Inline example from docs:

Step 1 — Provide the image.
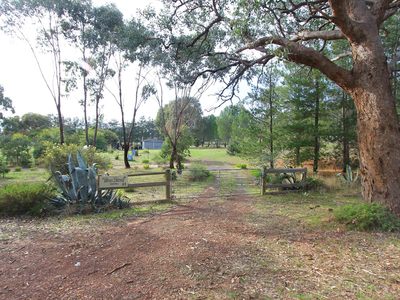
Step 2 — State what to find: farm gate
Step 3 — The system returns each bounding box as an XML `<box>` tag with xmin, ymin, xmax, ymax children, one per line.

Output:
<box><xmin>172</xmin><ymin>168</ymin><xmax>262</xmax><ymax>200</ymax></box>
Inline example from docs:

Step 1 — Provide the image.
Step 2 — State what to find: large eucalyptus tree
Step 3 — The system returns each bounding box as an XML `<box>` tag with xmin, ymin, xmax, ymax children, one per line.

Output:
<box><xmin>156</xmin><ymin>0</ymin><xmax>400</xmax><ymax>215</ymax></box>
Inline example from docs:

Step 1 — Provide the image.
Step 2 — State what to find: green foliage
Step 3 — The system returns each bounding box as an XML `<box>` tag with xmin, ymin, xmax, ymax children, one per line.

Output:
<box><xmin>41</xmin><ymin>143</ymin><xmax>110</xmax><ymax>174</ymax></box>
<box><xmin>160</xmin><ymin>132</ymin><xmax>193</xmax><ymax>168</ymax></box>
<box><xmin>0</xmin><ymin>183</ymin><xmax>56</xmax><ymax>217</ymax></box>
<box><xmin>0</xmin><ymin>133</ymin><xmax>32</xmax><ymax>167</ymax></box>
<box><xmin>142</xmin><ymin>159</ymin><xmax>150</xmax><ymax>164</ymax></box>
<box><xmin>188</xmin><ymin>163</ymin><xmax>211</xmax><ymax>182</ymax></box>
<box><xmin>250</xmin><ymin>169</ymin><xmax>262</xmax><ymax>179</ymax></box>
<box><xmin>304</xmin><ymin>177</ymin><xmax>326</xmax><ymax>191</ymax></box>
<box><xmin>227</xmin><ymin>142</ymin><xmax>240</xmax><ymax>156</ymax></box>
<box><xmin>143</xmin><ymin>164</ymin><xmax>150</xmax><ymax>170</ymax></box>
<box><xmin>14</xmin><ymin>167</ymin><xmax>21</xmax><ymax>172</ymax></box>
<box><xmin>0</xmin><ymin>84</ymin><xmax>14</xmax><ymax>118</ymax></box>
<box><xmin>151</xmin><ymin>153</ymin><xmax>167</xmax><ymax>164</ymax></box>
<box><xmin>334</xmin><ymin>203</ymin><xmax>400</xmax><ymax>232</ymax></box>
<box><xmin>0</xmin><ymin>153</ymin><xmax>9</xmax><ymax>178</ymax></box>
<box><xmin>51</xmin><ymin>153</ymin><xmax>129</xmax><ymax>214</ymax></box>
<box><xmin>115</xmin><ymin>154</ymin><xmax>119</xmax><ymax>160</ymax></box>
<box><xmin>236</xmin><ymin>163</ymin><xmax>247</xmax><ymax>169</ymax></box>
<box><xmin>217</xmin><ymin>106</ymin><xmax>240</xmax><ymax>146</ymax></box>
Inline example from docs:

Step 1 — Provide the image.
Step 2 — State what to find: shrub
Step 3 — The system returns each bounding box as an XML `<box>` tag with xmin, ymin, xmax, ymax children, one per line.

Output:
<box><xmin>143</xmin><ymin>164</ymin><xmax>150</xmax><ymax>170</ymax></box>
<box><xmin>304</xmin><ymin>177</ymin><xmax>326</xmax><ymax>191</ymax></box>
<box><xmin>0</xmin><ymin>133</ymin><xmax>32</xmax><ymax>167</ymax></box>
<box><xmin>0</xmin><ymin>154</ymin><xmax>9</xmax><ymax>178</ymax></box>
<box><xmin>14</xmin><ymin>167</ymin><xmax>21</xmax><ymax>172</ymax></box>
<box><xmin>41</xmin><ymin>143</ymin><xmax>111</xmax><ymax>174</ymax></box>
<box><xmin>151</xmin><ymin>154</ymin><xmax>167</xmax><ymax>164</ymax></box>
<box><xmin>188</xmin><ymin>163</ymin><xmax>211</xmax><ymax>182</ymax></box>
<box><xmin>115</xmin><ymin>154</ymin><xmax>119</xmax><ymax>160</ymax></box>
<box><xmin>250</xmin><ymin>169</ymin><xmax>262</xmax><ymax>179</ymax></box>
<box><xmin>236</xmin><ymin>163</ymin><xmax>247</xmax><ymax>169</ymax></box>
<box><xmin>334</xmin><ymin>203</ymin><xmax>400</xmax><ymax>232</ymax></box>
<box><xmin>0</xmin><ymin>183</ymin><xmax>56</xmax><ymax>217</ymax></box>
<box><xmin>142</xmin><ymin>159</ymin><xmax>150</xmax><ymax>164</ymax></box>
<box><xmin>226</xmin><ymin>142</ymin><xmax>240</xmax><ymax>156</ymax></box>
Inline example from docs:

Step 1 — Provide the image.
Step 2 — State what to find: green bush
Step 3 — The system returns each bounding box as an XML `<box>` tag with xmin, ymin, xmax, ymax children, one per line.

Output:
<box><xmin>14</xmin><ymin>167</ymin><xmax>21</xmax><ymax>172</ymax></box>
<box><xmin>250</xmin><ymin>169</ymin><xmax>262</xmax><ymax>179</ymax></box>
<box><xmin>0</xmin><ymin>133</ymin><xmax>32</xmax><ymax>167</ymax></box>
<box><xmin>334</xmin><ymin>203</ymin><xmax>400</xmax><ymax>232</ymax></box>
<box><xmin>41</xmin><ymin>143</ymin><xmax>111</xmax><ymax>174</ymax></box>
<box><xmin>236</xmin><ymin>163</ymin><xmax>247</xmax><ymax>169</ymax></box>
<box><xmin>0</xmin><ymin>154</ymin><xmax>9</xmax><ymax>178</ymax></box>
<box><xmin>0</xmin><ymin>183</ymin><xmax>56</xmax><ymax>217</ymax></box>
<box><xmin>151</xmin><ymin>154</ymin><xmax>167</xmax><ymax>164</ymax></box>
<box><xmin>188</xmin><ymin>163</ymin><xmax>211</xmax><ymax>182</ymax></box>
<box><xmin>142</xmin><ymin>159</ymin><xmax>150</xmax><ymax>164</ymax></box>
<box><xmin>226</xmin><ymin>142</ymin><xmax>240</xmax><ymax>156</ymax></box>
<box><xmin>143</xmin><ymin>164</ymin><xmax>150</xmax><ymax>170</ymax></box>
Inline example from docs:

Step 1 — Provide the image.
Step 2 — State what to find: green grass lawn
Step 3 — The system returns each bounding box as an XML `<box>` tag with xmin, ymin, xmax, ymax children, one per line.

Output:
<box><xmin>188</xmin><ymin>147</ymin><xmax>248</xmax><ymax>166</ymax></box>
<box><xmin>101</xmin><ymin>147</ymin><xmax>248</xmax><ymax>170</ymax></box>
<box><xmin>0</xmin><ymin>167</ymin><xmax>49</xmax><ymax>187</ymax></box>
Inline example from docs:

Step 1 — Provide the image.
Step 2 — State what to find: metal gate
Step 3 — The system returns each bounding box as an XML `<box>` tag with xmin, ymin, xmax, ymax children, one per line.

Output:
<box><xmin>171</xmin><ymin>168</ymin><xmax>262</xmax><ymax>200</ymax></box>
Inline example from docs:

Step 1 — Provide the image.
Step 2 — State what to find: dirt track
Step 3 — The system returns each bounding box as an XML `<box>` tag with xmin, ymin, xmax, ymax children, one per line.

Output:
<box><xmin>1</xmin><ymin>186</ymin><xmax>400</xmax><ymax>299</ymax></box>
<box><xmin>0</xmin><ymin>188</ymin><xmax>267</xmax><ymax>300</ymax></box>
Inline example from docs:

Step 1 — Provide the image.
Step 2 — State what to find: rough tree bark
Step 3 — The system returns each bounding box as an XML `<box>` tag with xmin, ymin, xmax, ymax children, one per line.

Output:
<box><xmin>313</xmin><ymin>78</ymin><xmax>320</xmax><ymax>175</ymax></box>
<box><xmin>268</xmin><ymin>73</ymin><xmax>274</xmax><ymax>169</ymax></box>
<box><xmin>332</xmin><ymin>0</ymin><xmax>400</xmax><ymax>214</ymax></box>
<box><xmin>342</xmin><ymin>91</ymin><xmax>351</xmax><ymax>172</ymax></box>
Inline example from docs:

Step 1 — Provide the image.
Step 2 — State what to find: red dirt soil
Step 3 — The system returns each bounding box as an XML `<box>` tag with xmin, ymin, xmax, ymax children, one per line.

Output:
<box><xmin>0</xmin><ymin>190</ymin><xmax>263</xmax><ymax>299</ymax></box>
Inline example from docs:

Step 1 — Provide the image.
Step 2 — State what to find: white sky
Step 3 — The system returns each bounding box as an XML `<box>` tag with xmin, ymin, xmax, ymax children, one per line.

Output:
<box><xmin>0</xmin><ymin>0</ymin><xmax>230</xmax><ymax>122</ymax></box>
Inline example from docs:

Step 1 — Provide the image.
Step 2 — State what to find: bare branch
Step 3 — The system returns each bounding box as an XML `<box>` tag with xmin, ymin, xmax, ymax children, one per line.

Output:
<box><xmin>291</xmin><ymin>29</ymin><xmax>344</xmax><ymax>42</ymax></box>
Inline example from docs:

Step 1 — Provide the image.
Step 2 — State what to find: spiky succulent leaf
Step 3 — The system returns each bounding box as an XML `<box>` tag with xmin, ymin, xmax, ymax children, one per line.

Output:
<box><xmin>68</xmin><ymin>154</ymin><xmax>78</xmax><ymax>199</ymax></box>
<box><xmin>77</xmin><ymin>152</ymin><xmax>87</xmax><ymax>169</ymax></box>
<box><xmin>74</xmin><ymin>167</ymin><xmax>89</xmax><ymax>202</ymax></box>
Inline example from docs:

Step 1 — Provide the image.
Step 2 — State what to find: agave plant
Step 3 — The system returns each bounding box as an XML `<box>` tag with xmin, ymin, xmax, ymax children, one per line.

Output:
<box><xmin>51</xmin><ymin>152</ymin><xmax>128</xmax><ymax>213</ymax></box>
<box><xmin>339</xmin><ymin>164</ymin><xmax>359</xmax><ymax>184</ymax></box>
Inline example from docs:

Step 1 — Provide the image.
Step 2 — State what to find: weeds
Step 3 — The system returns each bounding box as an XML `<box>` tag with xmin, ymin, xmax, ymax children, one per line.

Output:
<box><xmin>334</xmin><ymin>203</ymin><xmax>400</xmax><ymax>231</ymax></box>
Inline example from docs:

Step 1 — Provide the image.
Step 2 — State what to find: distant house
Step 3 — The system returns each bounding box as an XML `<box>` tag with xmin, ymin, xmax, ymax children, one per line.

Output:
<box><xmin>142</xmin><ymin>138</ymin><xmax>163</xmax><ymax>150</ymax></box>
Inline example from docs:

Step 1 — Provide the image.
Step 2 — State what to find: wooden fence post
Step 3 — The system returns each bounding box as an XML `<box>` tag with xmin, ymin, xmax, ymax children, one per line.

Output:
<box><xmin>261</xmin><ymin>166</ymin><xmax>267</xmax><ymax>195</ymax></box>
<box><xmin>165</xmin><ymin>169</ymin><xmax>171</xmax><ymax>201</ymax></box>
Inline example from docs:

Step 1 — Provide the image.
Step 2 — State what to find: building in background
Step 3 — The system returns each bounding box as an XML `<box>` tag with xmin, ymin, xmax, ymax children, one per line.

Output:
<box><xmin>142</xmin><ymin>138</ymin><xmax>163</xmax><ymax>150</ymax></box>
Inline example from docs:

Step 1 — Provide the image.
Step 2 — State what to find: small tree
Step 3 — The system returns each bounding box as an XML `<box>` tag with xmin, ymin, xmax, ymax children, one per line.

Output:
<box><xmin>156</xmin><ymin>87</ymin><xmax>202</xmax><ymax>169</ymax></box>
<box><xmin>0</xmin><ymin>133</ymin><xmax>31</xmax><ymax>167</ymax></box>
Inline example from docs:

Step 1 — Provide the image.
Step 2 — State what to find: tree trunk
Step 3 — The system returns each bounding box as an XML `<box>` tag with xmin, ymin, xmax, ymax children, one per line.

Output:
<box><xmin>123</xmin><ymin>143</ymin><xmax>130</xmax><ymax>169</ymax></box>
<box><xmin>82</xmin><ymin>45</ymin><xmax>89</xmax><ymax>146</ymax></box>
<box><xmin>349</xmin><ymin>38</ymin><xmax>400</xmax><ymax>215</ymax></box>
<box><xmin>268</xmin><ymin>74</ymin><xmax>274</xmax><ymax>169</ymax></box>
<box><xmin>170</xmin><ymin>144</ymin><xmax>177</xmax><ymax>169</ymax></box>
<box><xmin>342</xmin><ymin>92</ymin><xmax>350</xmax><ymax>172</ymax></box>
<box><xmin>83</xmin><ymin>72</ymin><xmax>89</xmax><ymax>146</ymax></box>
<box><xmin>93</xmin><ymin>96</ymin><xmax>100</xmax><ymax>147</ymax></box>
<box><xmin>56</xmin><ymin>104</ymin><xmax>64</xmax><ymax>145</ymax></box>
<box><xmin>169</xmin><ymin>154</ymin><xmax>175</xmax><ymax>169</ymax></box>
<box><xmin>295</xmin><ymin>146</ymin><xmax>300</xmax><ymax>166</ymax></box>
<box><xmin>313</xmin><ymin>79</ymin><xmax>320</xmax><ymax>175</ymax></box>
